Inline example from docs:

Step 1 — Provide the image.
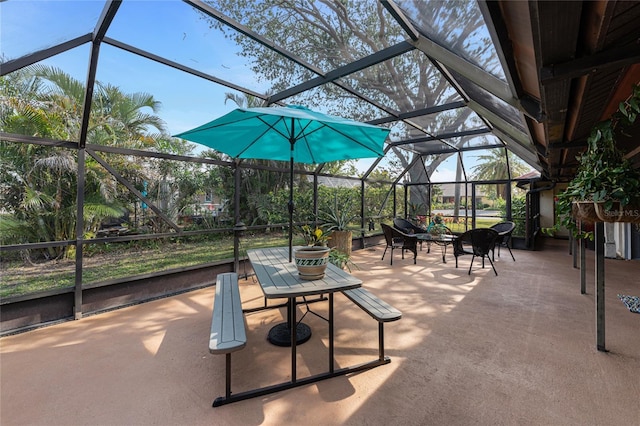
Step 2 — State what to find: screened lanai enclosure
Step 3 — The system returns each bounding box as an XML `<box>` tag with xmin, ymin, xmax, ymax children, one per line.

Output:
<box><xmin>1</xmin><ymin>0</ymin><xmax>639</xmax><ymax>334</ymax></box>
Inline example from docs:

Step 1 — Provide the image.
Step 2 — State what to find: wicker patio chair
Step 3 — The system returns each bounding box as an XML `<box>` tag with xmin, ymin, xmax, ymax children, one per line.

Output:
<box><xmin>393</xmin><ymin>217</ymin><xmax>428</xmax><ymax>251</ymax></box>
<box><xmin>381</xmin><ymin>223</ymin><xmax>418</xmax><ymax>265</ymax></box>
<box><xmin>490</xmin><ymin>221</ymin><xmax>516</xmax><ymax>261</ymax></box>
<box><xmin>453</xmin><ymin>228</ymin><xmax>500</xmax><ymax>275</ymax></box>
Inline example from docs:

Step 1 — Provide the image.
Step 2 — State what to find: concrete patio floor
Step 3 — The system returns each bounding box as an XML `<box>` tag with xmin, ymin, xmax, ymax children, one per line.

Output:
<box><xmin>1</xmin><ymin>238</ymin><xmax>639</xmax><ymax>425</ymax></box>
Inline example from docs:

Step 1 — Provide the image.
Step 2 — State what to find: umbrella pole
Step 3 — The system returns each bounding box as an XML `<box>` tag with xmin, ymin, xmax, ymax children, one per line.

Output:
<box><xmin>288</xmin><ymin>130</ymin><xmax>295</xmax><ymax>262</ymax></box>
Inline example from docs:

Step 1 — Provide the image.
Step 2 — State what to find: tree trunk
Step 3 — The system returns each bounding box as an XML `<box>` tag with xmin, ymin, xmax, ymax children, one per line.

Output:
<box><xmin>454</xmin><ymin>161</ymin><xmax>463</xmax><ymax>221</ymax></box>
<box><xmin>408</xmin><ymin>161</ymin><xmax>429</xmax><ymax>214</ymax></box>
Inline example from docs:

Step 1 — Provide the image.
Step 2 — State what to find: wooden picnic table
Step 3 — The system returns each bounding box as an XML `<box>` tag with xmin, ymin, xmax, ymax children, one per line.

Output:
<box><xmin>208</xmin><ymin>246</ymin><xmax>398</xmax><ymax>407</ymax></box>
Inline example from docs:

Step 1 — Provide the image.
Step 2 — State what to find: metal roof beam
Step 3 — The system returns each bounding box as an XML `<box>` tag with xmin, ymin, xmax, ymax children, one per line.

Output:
<box><xmin>433</xmin><ymin>143</ymin><xmax>503</xmax><ymax>155</ymax></box>
<box><xmin>412</xmin><ymin>35</ymin><xmax>512</xmax><ymax>102</ymax></box>
<box><xmin>0</xmin><ymin>34</ymin><xmax>92</xmax><ymax>76</ymax></box>
<box><xmin>268</xmin><ymin>41</ymin><xmax>415</xmax><ymax>104</ymax></box>
<box><xmin>541</xmin><ymin>43</ymin><xmax>640</xmax><ymax>83</ymax></box>
<box><xmin>78</xmin><ymin>0</ymin><xmax>121</xmax><ymax>149</ymax></box>
<box><xmin>362</xmin><ymin>143</ymin><xmax>396</xmax><ymax>180</ymax></box>
<box><xmin>367</xmin><ymin>101</ymin><xmax>466</xmax><ymax>125</ymax></box>
<box><xmin>401</xmin><ymin>143</ymin><xmax>505</xmax><ymax>157</ymax></box>
<box><xmin>103</xmin><ymin>38</ymin><xmax>266</xmax><ymax>100</ymax></box>
<box><xmin>380</xmin><ymin>0</ymin><xmax>420</xmax><ymax>41</ymax></box>
<box><xmin>388</xmin><ymin>128</ymin><xmax>491</xmax><ymax>148</ymax></box>
<box><xmin>183</xmin><ymin>0</ymin><xmax>325</xmax><ymax>77</ymax></box>
<box><xmin>412</xmin><ymin>34</ymin><xmax>543</xmax><ymax>122</ymax></box>
<box><xmin>93</xmin><ymin>0</ymin><xmax>121</xmax><ymax>42</ymax></box>
<box><xmin>492</xmin><ymin>129</ymin><xmax>541</xmax><ymax>171</ymax></box>
<box><xmin>467</xmin><ymin>100</ymin><xmax>530</xmax><ymax>146</ymax></box>
<box><xmin>393</xmin><ymin>155</ymin><xmax>422</xmax><ymax>185</ymax></box>
<box><xmin>477</xmin><ymin>1</ymin><xmax>519</xmax><ymax>96</ymax></box>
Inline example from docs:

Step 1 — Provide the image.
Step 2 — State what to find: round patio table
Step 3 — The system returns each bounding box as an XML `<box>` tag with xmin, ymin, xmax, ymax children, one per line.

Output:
<box><xmin>416</xmin><ymin>233</ymin><xmax>458</xmax><ymax>263</ymax></box>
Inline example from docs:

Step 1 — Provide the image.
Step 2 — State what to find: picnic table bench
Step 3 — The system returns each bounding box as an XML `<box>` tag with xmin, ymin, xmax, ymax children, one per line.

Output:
<box><xmin>209</xmin><ymin>272</ymin><xmax>246</xmax><ymax>407</ymax></box>
<box><xmin>342</xmin><ymin>287</ymin><xmax>402</xmax><ymax>361</ymax></box>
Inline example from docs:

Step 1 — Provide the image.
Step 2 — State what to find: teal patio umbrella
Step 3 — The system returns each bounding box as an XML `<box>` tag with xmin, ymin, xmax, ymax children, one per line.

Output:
<box><xmin>174</xmin><ymin>105</ymin><xmax>390</xmax><ymax>261</ymax></box>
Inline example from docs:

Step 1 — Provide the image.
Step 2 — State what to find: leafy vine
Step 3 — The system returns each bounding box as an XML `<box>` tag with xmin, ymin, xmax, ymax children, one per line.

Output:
<box><xmin>553</xmin><ymin>83</ymin><xmax>640</xmax><ymax>238</ymax></box>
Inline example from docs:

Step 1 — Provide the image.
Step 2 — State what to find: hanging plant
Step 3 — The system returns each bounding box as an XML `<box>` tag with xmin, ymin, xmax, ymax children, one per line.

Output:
<box><xmin>554</xmin><ymin>84</ymin><xmax>640</xmax><ymax>238</ymax></box>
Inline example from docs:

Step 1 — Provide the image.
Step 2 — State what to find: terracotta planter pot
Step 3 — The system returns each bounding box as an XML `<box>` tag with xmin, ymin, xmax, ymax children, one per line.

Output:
<box><xmin>328</xmin><ymin>230</ymin><xmax>352</xmax><ymax>257</ymax></box>
<box><xmin>294</xmin><ymin>246</ymin><xmax>330</xmax><ymax>280</ymax></box>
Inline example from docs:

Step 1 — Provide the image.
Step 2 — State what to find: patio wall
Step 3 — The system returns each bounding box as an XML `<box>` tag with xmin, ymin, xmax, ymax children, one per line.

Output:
<box><xmin>0</xmin><ymin>260</ymin><xmax>236</xmax><ymax>335</ymax></box>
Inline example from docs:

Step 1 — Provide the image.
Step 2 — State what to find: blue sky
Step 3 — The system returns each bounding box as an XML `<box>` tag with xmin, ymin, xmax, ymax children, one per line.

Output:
<box><xmin>1</xmin><ymin>0</ymin><xmax>390</xmax><ymax>172</ymax></box>
<box><xmin>1</xmin><ymin>0</ymin><xmax>259</xmax><ymax>136</ymax></box>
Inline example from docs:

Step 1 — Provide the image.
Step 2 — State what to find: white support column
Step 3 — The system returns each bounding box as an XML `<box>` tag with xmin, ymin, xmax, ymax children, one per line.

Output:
<box><xmin>604</xmin><ymin>222</ymin><xmax>616</xmax><ymax>258</ymax></box>
<box><xmin>614</xmin><ymin>223</ymin><xmax>631</xmax><ymax>260</ymax></box>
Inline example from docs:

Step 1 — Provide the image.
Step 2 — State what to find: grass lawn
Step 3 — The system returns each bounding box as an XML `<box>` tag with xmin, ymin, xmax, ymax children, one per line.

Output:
<box><xmin>1</xmin><ymin>232</ymin><xmax>290</xmax><ymax>298</ymax></box>
<box><xmin>435</xmin><ymin>217</ymin><xmax>499</xmax><ymax>233</ymax></box>
<box><xmin>1</xmin><ymin>219</ymin><xmax>506</xmax><ymax>299</ymax></box>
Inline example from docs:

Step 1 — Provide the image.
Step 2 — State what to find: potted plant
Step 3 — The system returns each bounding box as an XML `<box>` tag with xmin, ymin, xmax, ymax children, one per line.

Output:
<box><xmin>294</xmin><ymin>225</ymin><xmax>331</xmax><ymax>280</ymax></box>
<box><xmin>328</xmin><ymin>249</ymin><xmax>359</xmax><ymax>272</ymax></box>
<box><xmin>554</xmin><ymin>83</ymin><xmax>640</xmax><ymax>238</ymax></box>
<box><xmin>299</xmin><ymin>225</ymin><xmax>330</xmax><ymax>247</ymax></box>
<box><xmin>320</xmin><ymin>194</ymin><xmax>359</xmax><ymax>257</ymax></box>
<box><xmin>426</xmin><ymin>213</ymin><xmax>448</xmax><ymax>236</ymax></box>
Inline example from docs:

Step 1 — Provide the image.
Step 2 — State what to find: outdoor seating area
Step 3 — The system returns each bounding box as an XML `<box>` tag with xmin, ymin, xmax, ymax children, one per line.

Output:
<box><xmin>2</xmin><ymin>1</ymin><xmax>640</xmax><ymax>424</ymax></box>
<box><xmin>2</xmin><ymin>238</ymin><xmax>638</xmax><ymax>425</ymax></box>
<box><xmin>207</xmin><ymin>246</ymin><xmax>401</xmax><ymax>407</ymax></box>
<box><xmin>385</xmin><ymin>218</ymin><xmax>527</xmax><ymax>273</ymax></box>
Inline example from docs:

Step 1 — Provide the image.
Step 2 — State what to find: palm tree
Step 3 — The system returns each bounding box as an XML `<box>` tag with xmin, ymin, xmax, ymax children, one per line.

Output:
<box><xmin>471</xmin><ymin>149</ymin><xmax>530</xmax><ymax>199</ymax></box>
<box><xmin>1</xmin><ymin>66</ymin><xmax>168</xmax><ymax>260</ymax></box>
<box><xmin>95</xmin><ymin>83</ymin><xmax>166</xmax><ymax>148</ymax></box>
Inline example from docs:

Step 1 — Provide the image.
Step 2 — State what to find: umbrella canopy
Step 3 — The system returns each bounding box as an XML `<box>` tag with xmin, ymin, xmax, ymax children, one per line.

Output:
<box><xmin>174</xmin><ymin>105</ymin><xmax>388</xmax><ymax>163</ymax></box>
<box><xmin>174</xmin><ymin>105</ymin><xmax>390</xmax><ymax>261</ymax></box>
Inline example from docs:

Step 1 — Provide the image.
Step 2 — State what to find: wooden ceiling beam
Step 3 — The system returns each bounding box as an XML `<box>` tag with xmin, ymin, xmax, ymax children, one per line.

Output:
<box><xmin>599</xmin><ymin>63</ymin><xmax>640</xmax><ymax>120</ymax></box>
<box><xmin>540</xmin><ymin>42</ymin><xmax>640</xmax><ymax>83</ymax></box>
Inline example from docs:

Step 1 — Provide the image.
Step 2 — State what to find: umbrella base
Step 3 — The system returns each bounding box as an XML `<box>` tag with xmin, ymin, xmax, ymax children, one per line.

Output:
<box><xmin>267</xmin><ymin>322</ymin><xmax>312</xmax><ymax>347</ymax></box>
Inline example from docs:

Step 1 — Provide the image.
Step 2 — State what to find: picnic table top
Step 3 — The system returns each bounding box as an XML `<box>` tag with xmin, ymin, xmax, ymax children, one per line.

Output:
<box><xmin>247</xmin><ymin>246</ymin><xmax>361</xmax><ymax>299</ymax></box>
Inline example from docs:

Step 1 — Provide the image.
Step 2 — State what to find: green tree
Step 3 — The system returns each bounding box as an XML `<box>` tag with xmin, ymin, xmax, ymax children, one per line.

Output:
<box><xmin>205</xmin><ymin>0</ymin><xmax>492</xmax><ymax>207</ymax></box>
<box><xmin>1</xmin><ymin>66</ymin><xmax>168</xmax><ymax>260</ymax></box>
<box><xmin>471</xmin><ymin>149</ymin><xmax>530</xmax><ymax>198</ymax></box>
